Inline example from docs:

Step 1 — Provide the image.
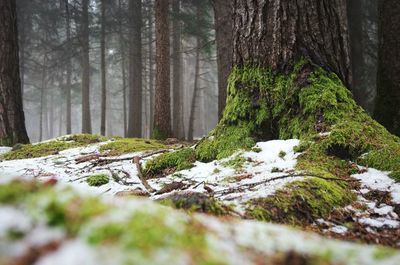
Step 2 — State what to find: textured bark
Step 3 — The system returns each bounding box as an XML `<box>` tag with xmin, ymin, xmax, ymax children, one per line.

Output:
<box><xmin>100</xmin><ymin>0</ymin><xmax>107</xmax><ymax>136</ymax></box>
<box><xmin>172</xmin><ymin>0</ymin><xmax>184</xmax><ymax>139</ymax></box>
<box><xmin>80</xmin><ymin>0</ymin><xmax>92</xmax><ymax>133</ymax></box>
<box><xmin>127</xmin><ymin>0</ymin><xmax>143</xmax><ymax>138</ymax></box>
<box><xmin>153</xmin><ymin>0</ymin><xmax>171</xmax><ymax>139</ymax></box>
<box><xmin>64</xmin><ymin>0</ymin><xmax>72</xmax><ymax>134</ymax></box>
<box><xmin>347</xmin><ymin>0</ymin><xmax>365</xmax><ymax>106</ymax></box>
<box><xmin>0</xmin><ymin>0</ymin><xmax>29</xmax><ymax>145</ymax></box>
<box><xmin>213</xmin><ymin>0</ymin><xmax>233</xmax><ymax>119</ymax></box>
<box><xmin>374</xmin><ymin>0</ymin><xmax>400</xmax><ymax>136</ymax></box>
<box><xmin>233</xmin><ymin>0</ymin><xmax>351</xmax><ymax>86</ymax></box>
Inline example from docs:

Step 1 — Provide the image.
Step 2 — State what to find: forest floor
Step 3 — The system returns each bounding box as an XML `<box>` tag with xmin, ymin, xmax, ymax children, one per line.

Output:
<box><xmin>0</xmin><ymin>135</ymin><xmax>400</xmax><ymax>264</ymax></box>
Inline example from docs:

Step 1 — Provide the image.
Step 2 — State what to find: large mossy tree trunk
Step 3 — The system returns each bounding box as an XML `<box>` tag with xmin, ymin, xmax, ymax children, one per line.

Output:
<box><xmin>0</xmin><ymin>0</ymin><xmax>29</xmax><ymax>146</ymax></box>
<box><xmin>374</xmin><ymin>0</ymin><xmax>400</xmax><ymax>137</ymax></box>
<box><xmin>196</xmin><ymin>0</ymin><xmax>400</xmax><ymax>223</ymax></box>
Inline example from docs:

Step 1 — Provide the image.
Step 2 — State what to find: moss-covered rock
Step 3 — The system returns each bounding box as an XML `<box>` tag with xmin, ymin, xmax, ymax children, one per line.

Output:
<box><xmin>99</xmin><ymin>138</ymin><xmax>166</xmax><ymax>156</ymax></box>
<box><xmin>144</xmin><ymin>148</ymin><xmax>196</xmax><ymax>178</ymax></box>
<box><xmin>1</xmin><ymin>134</ymin><xmax>107</xmax><ymax>160</ymax></box>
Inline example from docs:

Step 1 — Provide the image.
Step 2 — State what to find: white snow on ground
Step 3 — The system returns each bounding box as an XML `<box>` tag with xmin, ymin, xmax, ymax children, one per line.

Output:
<box><xmin>353</xmin><ymin>168</ymin><xmax>400</xmax><ymax>203</ymax></box>
<box><xmin>151</xmin><ymin>139</ymin><xmax>302</xmax><ymax>212</ymax></box>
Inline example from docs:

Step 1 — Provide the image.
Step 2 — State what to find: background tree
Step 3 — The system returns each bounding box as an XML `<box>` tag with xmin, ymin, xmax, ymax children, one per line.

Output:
<box><xmin>374</xmin><ymin>0</ymin><xmax>400</xmax><ymax>136</ymax></box>
<box><xmin>127</xmin><ymin>0</ymin><xmax>143</xmax><ymax>138</ymax></box>
<box><xmin>80</xmin><ymin>0</ymin><xmax>92</xmax><ymax>133</ymax></box>
<box><xmin>0</xmin><ymin>0</ymin><xmax>30</xmax><ymax>146</ymax></box>
<box><xmin>100</xmin><ymin>0</ymin><xmax>107</xmax><ymax>136</ymax></box>
<box><xmin>153</xmin><ymin>0</ymin><xmax>171</xmax><ymax>139</ymax></box>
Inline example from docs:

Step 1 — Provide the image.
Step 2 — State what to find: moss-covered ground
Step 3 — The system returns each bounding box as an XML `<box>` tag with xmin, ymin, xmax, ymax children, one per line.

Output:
<box><xmin>1</xmin><ymin>134</ymin><xmax>108</xmax><ymax>160</ymax></box>
<box><xmin>99</xmin><ymin>138</ymin><xmax>166</xmax><ymax>156</ymax></box>
<box><xmin>144</xmin><ymin>148</ymin><xmax>196</xmax><ymax>178</ymax></box>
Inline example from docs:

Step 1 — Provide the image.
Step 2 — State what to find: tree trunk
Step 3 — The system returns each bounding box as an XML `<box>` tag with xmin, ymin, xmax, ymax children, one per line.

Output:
<box><xmin>100</xmin><ymin>0</ymin><xmax>107</xmax><ymax>135</ymax></box>
<box><xmin>213</xmin><ymin>0</ymin><xmax>233</xmax><ymax>119</ymax></box>
<box><xmin>80</xmin><ymin>0</ymin><xmax>92</xmax><ymax>134</ymax></box>
<box><xmin>39</xmin><ymin>53</ymin><xmax>47</xmax><ymax>142</ymax></box>
<box><xmin>172</xmin><ymin>0</ymin><xmax>184</xmax><ymax>139</ymax></box>
<box><xmin>127</xmin><ymin>0</ymin><xmax>143</xmax><ymax>138</ymax></box>
<box><xmin>64</xmin><ymin>0</ymin><xmax>72</xmax><ymax>134</ymax></box>
<box><xmin>148</xmin><ymin>2</ymin><xmax>155</xmax><ymax>138</ymax></box>
<box><xmin>347</xmin><ymin>0</ymin><xmax>365</xmax><ymax>107</ymax></box>
<box><xmin>118</xmin><ymin>0</ymin><xmax>128</xmax><ymax>137</ymax></box>
<box><xmin>233</xmin><ymin>0</ymin><xmax>351</xmax><ymax>87</ymax></box>
<box><xmin>0</xmin><ymin>0</ymin><xmax>29</xmax><ymax>146</ymax></box>
<box><xmin>374</xmin><ymin>0</ymin><xmax>400</xmax><ymax>136</ymax></box>
<box><xmin>153</xmin><ymin>0</ymin><xmax>171</xmax><ymax>139</ymax></box>
<box><xmin>188</xmin><ymin>34</ymin><xmax>201</xmax><ymax>142</ymax></box>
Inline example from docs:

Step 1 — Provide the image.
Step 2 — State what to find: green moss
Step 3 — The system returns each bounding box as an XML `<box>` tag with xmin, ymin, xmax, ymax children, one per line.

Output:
<box><xmin>87</xmin><ymin>209</ymin><xmax>223</xmax><ymax>264</ymax></box>
<box><xmin>0</xmin><ymin>181</ymin><xmax>42</xmax><ymax>204</ymax></box>
<box><xmin>278</xmin><ymin>151</ymin><xmax>287</xmax><ymax>159</ymax></box>
<box><xmin>222</xmin><ymin>154</ymin><xmax>246</xmax><ymax>173</ymax></box>
<box><xmin>159</xmin><ymin>193</ymin><xmax>232</xmax><ymax>216</ymax></box>
<box><xmin>1</xmin><ymin>134</ymin><xmax>107</xmax><ymax>160</ymax></box>
<box><xmin>99</xmin><ymin>138</ymin><xmax>166</xmax><ymax>156</ymax></box>
<box><xmin>246</xmin><ymin>178</ymin><xmax>355</xmax><ymax>224</ymax></box>
<box><xmin>144</xmin><ymin>148</ymin><xmax>196</xmax><ymax>178</ymax></box>
<box><xmin>86</xmin><ymin>174</ymin><xmax>110</xmax><ymax>187</ymax></box>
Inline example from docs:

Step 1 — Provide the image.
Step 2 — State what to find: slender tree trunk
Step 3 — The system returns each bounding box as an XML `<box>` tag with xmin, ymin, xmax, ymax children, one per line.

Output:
<box><xmin>188</xmin><ymin>28</ymin><xmax>201</xmax><ymax>141</ymax></box>
<box><xmin>127</xmin><ymin>0</ymin><xmax>143</xmax><ymax>138</ymax></box>
<box><xmin>80</xmin><ymin>0</ymin><xmax>92</xmax><ymax>133</ymax></box>
<box><xmin>49</xmin><ymin>87</ymin><xmax>54</xmax><ymax>138</ymax></box>
<box><xmin>213</xmin><ymin>0</ymin><xmax>233</xmax><ymax>119</ymax></box>
<box><xmin>153</xmin><ymin>0</ymin><xmax>171</xmax><ymax>139</ymax></box>
<box><xmin>172</xmin><ymin>0</ymin><xmax>184</xmax><ymax>139</ymax></box>
<box><xmin>148</xmin><ymin>2</ymin><xmax>155</xmax><ymax>137</ymax></box>
<box><xmin>0</xmin><ymin>0</ymin><xmax>29</xmax><ymax>146</ymax></box>
<box><xmin>100</xmin><ymin>0</ymin><xmax>107</xmax><ymax>135</ymax></box>
<box><xmin>233</xmin><ymin>0</ymin><xmax>351</xmax><ymax>87</ymax></box>
<box><xmin>118</xmin><ymin>0</ymin><xmax>127</xmax><ymax>137</ymax></box>
<box><xmin>39</xmin><ymin>53</ymin><xmax>47</xmax><ymax>142</ymax></box>
<box><xmin>347</xmin><ymin>0</ymin><xmax>365</xmax><ymax>108</ymax></box>
<box><xmin>64</xmin><ymin>0</ymin><xmax>72</xmax><ymax>134</ymax></box>
<box><xmin>374</xmin><ymin>0</ymin><xmax>400</xmax><ymax>136</ymax></box>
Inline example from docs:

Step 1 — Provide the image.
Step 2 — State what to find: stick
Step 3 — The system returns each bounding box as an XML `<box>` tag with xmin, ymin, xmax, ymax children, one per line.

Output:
<box><xmin>133</xmin><ymin>156</ymin><xmax>156</xmax><ymax>193</ymax></box>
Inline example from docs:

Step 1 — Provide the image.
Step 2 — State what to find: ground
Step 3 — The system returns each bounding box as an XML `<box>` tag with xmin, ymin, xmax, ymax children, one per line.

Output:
<box><xmin>1</xmin><ymin>134</ymin><xmax>400</xmax><ymax>264</ymax></box>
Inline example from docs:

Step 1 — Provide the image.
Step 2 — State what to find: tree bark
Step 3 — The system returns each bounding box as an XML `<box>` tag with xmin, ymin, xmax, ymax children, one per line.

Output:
<box><xmin>118</xmin><ymin>0</ymin><xmax>127</xmax><ymax>137</ymax></box>
<box><xmin>64</xmin><ymin>0</ymin><xmax>72</xmax><ymax>134</ymax></box>
<box><xmin>374</xmin><ymin>0</ymin><xmax>400</xmax><ymax>136</ymax></box>
<box><xmin>233</xmin><ymin>0</ymin><xmax>351</xmax><ymax>87</ymax></box>
<box><xmin>100</xmin><ymin>0</ymin><xmax>107</xmax><ymax>136</ymax></box>
<box><xmin>0</xmin><ymin>0</ymin><xmax>29</xmax><ymax>146</ymax></box>
<box><xmin>213</xmin><ymin>0</ymin><xmax>233</xmax><ymax>119</ymax></box>
<box><xmin>127</xmin><ymin>0</ymin><xmax>143</xmax><ymax>138</ymax></box>
<box><xmin>148</xmin><ymin>2</ymin><xmax>155</xmax><ymax>138</ymax></box>
<box><xmin>153</xmin><ymin>0</ymin><xmax>171</xmax><ymax>139</ymax></box>
<box><xmin>172</xmin><ymin>0</ymin><xmax>184</xmax><ymax>139</ymax></box>
<box><xmin>80</xmin><ymin>0</ymin><xmax>92</xmax><ymax>134</ymax></box>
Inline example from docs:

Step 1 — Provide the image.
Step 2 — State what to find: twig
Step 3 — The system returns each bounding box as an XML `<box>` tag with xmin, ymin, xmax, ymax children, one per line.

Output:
<box><xmin>134</xmin><ymin>156</ymin><xmax>156</xmax><ymax>193</ymax></box>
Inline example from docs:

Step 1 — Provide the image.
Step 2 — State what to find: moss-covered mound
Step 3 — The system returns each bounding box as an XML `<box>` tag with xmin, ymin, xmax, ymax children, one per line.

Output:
<box><xmin>197</xmin><ymin>60</ymin><xmax>400</xmax><ymax>223</ymax></box>
<box><xmin>86</xmin><ymin>174</ymin><xmax>110</xmax><ymax>187</ymax></box>
<box><xmin>99</xmin><ymin>138</ymin><xmax>166</xmax><ymax>156</ymax></box>
<box><xmin>144</xmin><ymin>148</ymin><xmax>196</xmax><ymax>178</ymax></box>
<box><xmin>246</xmin><ymin>178</ymin><xmax>355</xmax><ymax>224</ymax></box>
<box><xmin>1</xmin><ymin>134</ymin><xmax>107</xmax><ymax>160</ymax></box>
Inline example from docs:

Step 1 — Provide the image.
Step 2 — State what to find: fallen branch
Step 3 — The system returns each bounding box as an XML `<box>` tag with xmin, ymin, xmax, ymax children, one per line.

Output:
<box><xmin>134</xmin><ymin>156</ymin><xmax>156</xmax><ymax>193</ymax></box>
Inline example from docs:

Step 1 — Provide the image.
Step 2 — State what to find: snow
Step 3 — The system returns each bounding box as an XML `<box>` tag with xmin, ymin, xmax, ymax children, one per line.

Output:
<box><xmin>352</xmin><ymin>168</ymin><xmax>400</xmax><ymax>203</ymax></box>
